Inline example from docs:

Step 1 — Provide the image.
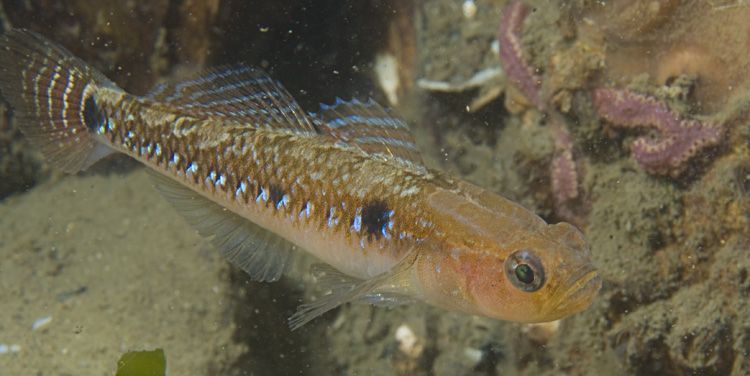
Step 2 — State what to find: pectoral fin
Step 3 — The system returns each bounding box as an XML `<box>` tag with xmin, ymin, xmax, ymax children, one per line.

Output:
<box><xmin>149</xmin><ymin>170</ymin><xmax>296</xmax><ymax>282</ymax></box>
<box><xmin>288</xmin><ymin>251</ymin><xmax>419</xmax><ymax>330</ymax></box>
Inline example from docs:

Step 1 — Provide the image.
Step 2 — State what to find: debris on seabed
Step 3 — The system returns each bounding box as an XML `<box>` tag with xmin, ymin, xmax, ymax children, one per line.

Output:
<box><xmin>522</xmin><ymin>320</ymin><xmax>561</xmax><ymax>345</ymax></box>
<box><xmin>0</xmin><ymin>343</ymin><xmax>21</xmax><ymax>355</ymax></box>
<box><xmin>462</xmin><ymin>0</ymin><xmax>477</xmax><ymax>19</ymax></box>
<box><xmin>374</xmin><ymin>53</ymin><xmax>401</xmax><ymax>106</ymax></box>
<box><xmin>417</xmin><ymin>67</ymin><xmax>505</xmax><ymax>112</ymax></box>
<box><xmin>417</xmin><ymin>67</ymin><xmax>502</xmax><ymax>93</ymax></box>
<box><xmin>31</xmin><ymin>315</ymin><xmax>53</xmax><ymax>331</ymax></box>
<box><xmin>463</xmin><ymin>346</ymin><xmax>484</xmax><ymax>367</ymax></box>
<box><xmin>395</xmin><ymin>324</ymin><xmax>423</xmax><ymax>358</ymax></box>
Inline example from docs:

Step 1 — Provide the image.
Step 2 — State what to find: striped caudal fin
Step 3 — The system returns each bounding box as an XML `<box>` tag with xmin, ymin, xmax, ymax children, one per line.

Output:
<box><xmin>0</xmin><ymin>29</ymin><xmax>119</xmax><ymax>173</ymax></box>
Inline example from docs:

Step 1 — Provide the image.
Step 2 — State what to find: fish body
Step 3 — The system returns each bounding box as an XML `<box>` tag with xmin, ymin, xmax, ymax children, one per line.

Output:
<box><xmin>0</xmin><ymin>29</ymin><xmax>601</xmax><ymax>328</ymax></box>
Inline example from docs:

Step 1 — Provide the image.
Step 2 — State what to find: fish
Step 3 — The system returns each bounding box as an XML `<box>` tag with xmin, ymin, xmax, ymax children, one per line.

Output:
<box><xmin>0</xmin><ymin>29</ymin><xmax>601</xmax><ymax>329</ymax></box>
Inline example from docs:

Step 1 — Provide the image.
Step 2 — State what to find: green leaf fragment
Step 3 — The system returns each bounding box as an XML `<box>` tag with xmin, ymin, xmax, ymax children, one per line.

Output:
<box><xmin>116</xmin><ymin>348</ymin><xmax>167</xmax><ymax>376</ymax></box>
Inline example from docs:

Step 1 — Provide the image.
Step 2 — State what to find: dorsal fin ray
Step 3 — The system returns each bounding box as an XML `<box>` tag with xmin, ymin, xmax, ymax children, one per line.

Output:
<box><xmin>146</xmin><ymin>64</ymin><xmax>317</xmax><ymax>135</ymax></box>
<box><xmin>312</xmin><ymin>98</ymin><xmax>427</xmax><ymax>174</ymax></box>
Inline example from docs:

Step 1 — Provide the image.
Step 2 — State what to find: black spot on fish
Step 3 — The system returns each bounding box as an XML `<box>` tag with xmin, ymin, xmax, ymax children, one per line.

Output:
<box><xmin>269</xmin><ymin>184</ymin><xmax>285</xmax><ymax>207</ymax></box>
<box><xmin>82</xmin><ymin>95</ymin><xmax>105</xmax><ymax>131</ymax></box>
<box><xmin>362</xmin><ymin>200</ymin><xmax>390</xmax><ymax>239</ymax></box>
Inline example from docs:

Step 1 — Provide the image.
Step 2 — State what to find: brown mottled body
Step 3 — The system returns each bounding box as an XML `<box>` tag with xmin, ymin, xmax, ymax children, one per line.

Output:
<box><xmin>97</xmin><ymin>91</ymin><xmax>436</xmax><ymax>277</ymax></box>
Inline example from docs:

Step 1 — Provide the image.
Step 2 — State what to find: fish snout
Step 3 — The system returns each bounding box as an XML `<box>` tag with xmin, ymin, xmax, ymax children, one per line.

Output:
<box><xmin>546</xmin><ymin>266</ymin><xmax>602</xmax><ymax>316</ymax></box>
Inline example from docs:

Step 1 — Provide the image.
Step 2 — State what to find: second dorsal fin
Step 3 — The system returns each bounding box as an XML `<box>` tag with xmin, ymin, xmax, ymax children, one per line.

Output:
<box><xmin>313</xmin><ymin>98</ymin><xmax>427</xmax><ymax>174</ymax></box>
<box><xmin>145</xmin><ymin>64</ymin><xmax>317</xmax><ymax>135</ymax></box>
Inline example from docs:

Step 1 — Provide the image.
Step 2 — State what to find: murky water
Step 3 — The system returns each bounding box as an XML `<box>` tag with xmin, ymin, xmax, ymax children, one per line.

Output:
<box><xmin>0</xmin><ymin>1</ymin><xmax>748</xmax><ymax>375</ymax></box>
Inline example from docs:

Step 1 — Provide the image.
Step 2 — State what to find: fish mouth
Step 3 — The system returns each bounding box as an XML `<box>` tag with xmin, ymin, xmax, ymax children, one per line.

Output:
<box><xmin>546</xmin><ymin>267</ymin><xmax>602</xmax><ymax>315</ymax></box>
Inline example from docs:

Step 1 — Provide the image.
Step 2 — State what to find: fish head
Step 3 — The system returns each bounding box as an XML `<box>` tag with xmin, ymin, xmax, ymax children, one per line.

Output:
<box><xmin>418</xmin><ymin>181</ymin><xmax>601</xmax><ymax>323</ymax></box>
<box><xmin>463</xmin><ymin>222</ymin><xmax>601</xmax><ymax>323</ymax></box>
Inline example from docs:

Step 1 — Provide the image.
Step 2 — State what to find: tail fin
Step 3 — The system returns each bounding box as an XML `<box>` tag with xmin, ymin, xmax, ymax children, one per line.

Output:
<box><xmin>0</xmin><ymin>29</ymin><xmax>118</xmax><ymax>173</ymax></box>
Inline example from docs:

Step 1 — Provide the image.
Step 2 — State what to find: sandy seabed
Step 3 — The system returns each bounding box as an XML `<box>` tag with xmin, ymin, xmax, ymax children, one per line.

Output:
<box><xmin>0</xmin><ymin>170</ymin><xmax>244</xmax><ymax>375</ymax></box>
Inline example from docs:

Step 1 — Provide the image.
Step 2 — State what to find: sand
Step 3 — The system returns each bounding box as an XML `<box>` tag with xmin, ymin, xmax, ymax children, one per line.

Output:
<box><xmin>0</xmin><ymin>170</ymin><xmax>244</xmax><ymax>374</ymax></box>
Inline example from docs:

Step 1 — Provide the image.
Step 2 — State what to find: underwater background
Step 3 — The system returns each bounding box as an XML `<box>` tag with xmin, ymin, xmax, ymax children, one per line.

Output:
<box><xmin>0</xmin><ymin>0</ymin><xmax>749</xmax><ymax>374</ymax></box>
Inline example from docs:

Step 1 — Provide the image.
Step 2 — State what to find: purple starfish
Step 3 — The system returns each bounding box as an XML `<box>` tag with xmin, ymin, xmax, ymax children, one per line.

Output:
<box><xmin>550</xmin><ymin>121</ymin><xmax>578</xmax><ymax>204</ymax></box>
<box><xmin>497</xmin><ymin>1</ymin><xmax>582</xmax><ymax>219</ymax></box>
<box><xmin>593</xmin><ymin>88</ymin><xmax>724</xmax><ymax>176</ymax></box>
<box><xmin>498</xmin><ymin>0</ymin><xmax>543</xmax><ymax>110</ymax></box>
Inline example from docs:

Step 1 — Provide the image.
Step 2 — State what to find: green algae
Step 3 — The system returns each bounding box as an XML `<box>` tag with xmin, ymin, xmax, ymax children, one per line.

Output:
<box><xmin>116</xmin><ymin>348</ymin><xmax>167</xmax><ymax>376</ymax></box>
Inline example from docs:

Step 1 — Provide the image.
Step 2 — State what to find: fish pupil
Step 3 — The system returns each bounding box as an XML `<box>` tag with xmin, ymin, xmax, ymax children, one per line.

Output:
<box><xmin>504</xmin><ymin>250</ymin><xmax>545</xmax><ymax>292</ymax></box>
<box><xmin>515</xmin><ymin>264</ymin><xmax>534</xmax><ymax>284</ymax></box>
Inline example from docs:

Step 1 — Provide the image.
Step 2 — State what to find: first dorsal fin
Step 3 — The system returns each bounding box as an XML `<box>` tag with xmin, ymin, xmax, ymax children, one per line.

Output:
<box><xmin>146</xmin><ymin>64</ymin><xmax>317</xmax><ymax>135</ymax></box>
<box><xmin>313</xmin><ymin>98</ymin><xmax>428</xmax><ymax>174</ymax></box>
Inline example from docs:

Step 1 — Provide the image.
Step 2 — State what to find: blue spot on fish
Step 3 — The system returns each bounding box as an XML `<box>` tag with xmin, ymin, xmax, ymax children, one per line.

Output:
<box><xmin>235</xmin><ymin>181</ymin><xmax>247</xmax><ymax>197</ymax></box>
<box><xmin>327</xmin><ymin>207</ymin><xmax>338</xmax><ymax>227</ymax></box>
<box><xmin>351</xmin><ymin>213</ymin><xmax>362</xmax><ymax>232</ymax></box>
<box><xmin>186</xmin><ymin>162</ymin><xmax>197</xmax><ymax>175</ymax></box>
<box><xmin>256</xmin><ymin>187</ymin><xmax>268</xmax><ymax>203</ymax></box>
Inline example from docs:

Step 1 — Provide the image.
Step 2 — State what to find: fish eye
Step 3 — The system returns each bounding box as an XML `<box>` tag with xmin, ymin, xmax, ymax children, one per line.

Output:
<box><xmin>505</xmin><ymin>249</ymin><xmax>545</xmax><ymax>292</ymax></box>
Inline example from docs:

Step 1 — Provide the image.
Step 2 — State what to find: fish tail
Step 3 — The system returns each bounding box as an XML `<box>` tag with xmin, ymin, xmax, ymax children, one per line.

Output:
<box><xmin>0</xmin><ymin>29</ymin><xmax>119</xmax><ymax>173</ymax></box>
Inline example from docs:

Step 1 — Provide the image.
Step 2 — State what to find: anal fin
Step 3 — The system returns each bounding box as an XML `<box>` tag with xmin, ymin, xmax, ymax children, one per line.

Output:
<box><xmin>148</xmin><ymin>171</ymin><xmax>295</xmax><ymax>282</ymax></box>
